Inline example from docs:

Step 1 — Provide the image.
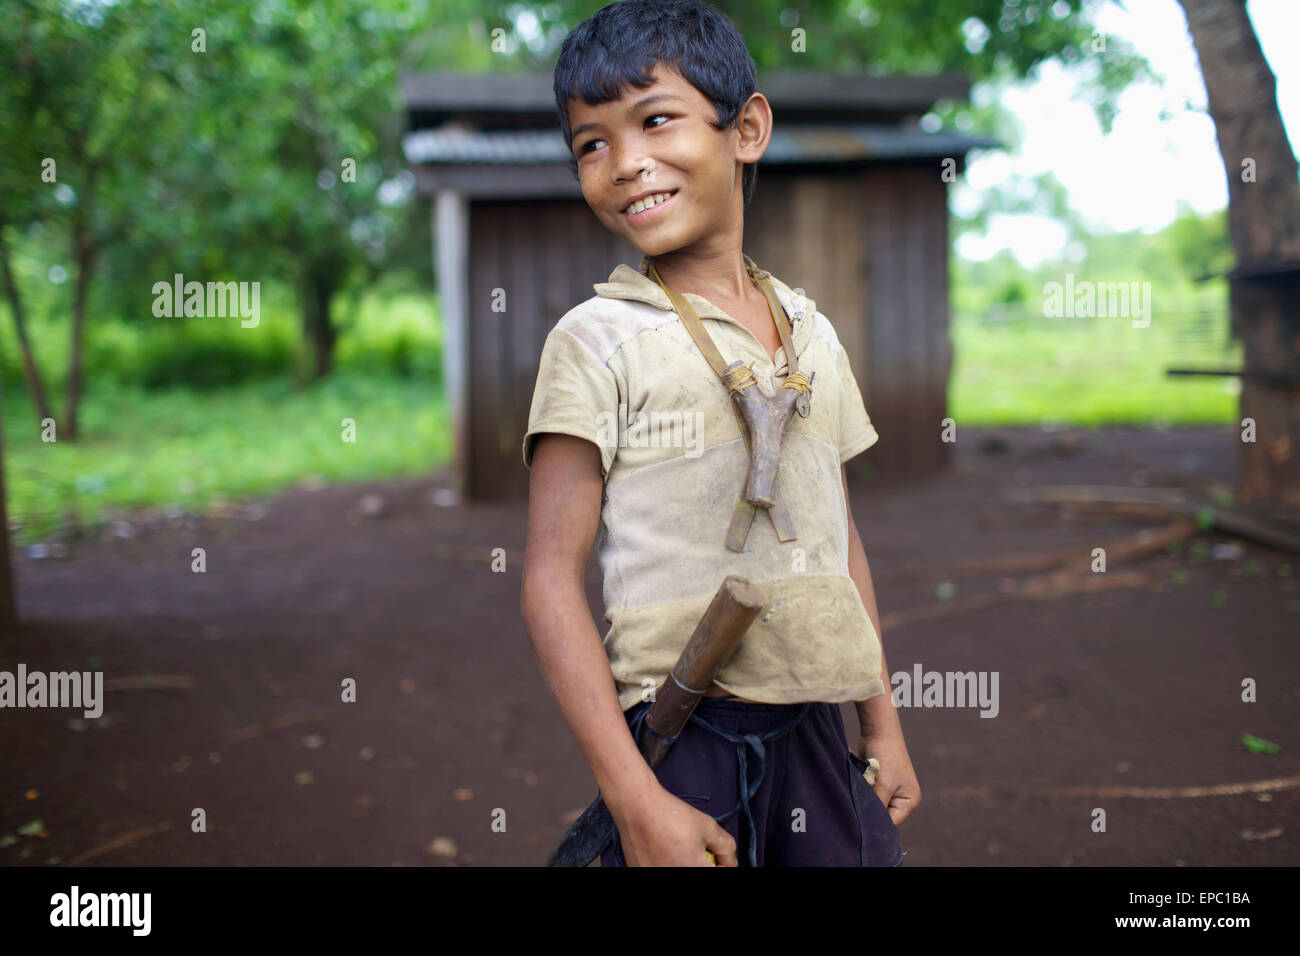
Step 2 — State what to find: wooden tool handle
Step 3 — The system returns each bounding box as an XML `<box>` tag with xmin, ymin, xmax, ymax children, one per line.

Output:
<box><xmin>641</xmin><ymin>575</ymin><xmax>768</xmax><ymax>747</ymax></box>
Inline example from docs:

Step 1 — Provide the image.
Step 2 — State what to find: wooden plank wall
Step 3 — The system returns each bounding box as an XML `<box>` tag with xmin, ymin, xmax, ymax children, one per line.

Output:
<box><xmin>466</xmin><ymin>200</ymin><xmax>638</xmax><ymax>498</ymax></box>
<box><xmin>857</xmin><ymin>163</ymin><xmax>953</xmax><ymax>477</ymax></box>
<box><xmin>464</xmin><ymin>165</ymin><xmax>952</xmax><ymax>499</ymax></box>
<box><xmin>746</xmin><ymin>169</ymin><xmax>871</xmax><ymax>469</ymax></box>
<box><xmin>748</xmin><ymin>166</ymin><xmax>952</xmax><ymax>479</ymax></box>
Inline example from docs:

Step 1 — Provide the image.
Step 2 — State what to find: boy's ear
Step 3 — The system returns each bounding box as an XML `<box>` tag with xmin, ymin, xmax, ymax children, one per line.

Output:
<box><xmin>733</xmin><ymin>92</ymin><xmax>772</xmax><ymax>165</ymax></box>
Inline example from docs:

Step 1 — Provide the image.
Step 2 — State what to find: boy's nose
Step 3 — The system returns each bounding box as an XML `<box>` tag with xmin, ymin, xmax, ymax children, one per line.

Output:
<box><xmin>613</xmin><ymin>151</ymin><xmax>656</xmax><ymax>188</ymax></box>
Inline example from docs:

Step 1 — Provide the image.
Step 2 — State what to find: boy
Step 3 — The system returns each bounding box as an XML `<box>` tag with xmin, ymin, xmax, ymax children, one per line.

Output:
<box><xmin>519</xmin><ymin>0</ymin><xmax>920</xmax><ymax>867</ymax></box>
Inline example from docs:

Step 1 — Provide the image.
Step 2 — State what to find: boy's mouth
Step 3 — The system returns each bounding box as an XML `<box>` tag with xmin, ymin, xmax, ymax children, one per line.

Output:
<box><xmin>621</xmin><ymin>189</ymin><xmax>679</xmax><ymax>221</ymax></box>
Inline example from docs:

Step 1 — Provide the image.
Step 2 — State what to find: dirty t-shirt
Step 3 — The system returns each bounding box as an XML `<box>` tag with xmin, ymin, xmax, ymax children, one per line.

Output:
<box><xmin>522</xmin><ymin>255</ymin><xmax>885</xmax><ymax>712</ymax></box>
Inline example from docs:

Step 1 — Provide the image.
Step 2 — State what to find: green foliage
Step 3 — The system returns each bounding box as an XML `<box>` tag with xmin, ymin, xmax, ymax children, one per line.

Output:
<box><xmin>949</xmin><ymin>309</ymin><xmax>1241</xmax><ymax>426</ymax></box>
<box><xmin>1166</xmin><ymin>202</ymin><xmax>1233</xmax><ymax>280</ymax></box>
<box><xmin>995</xmin><ymin>276</ymin><xmax>1029</xmax><ymax>305</ymax></box>
<box><xmin>1240</xmin><ymin>733</ymin><xmax>1280</xmax><ymax>755</ymax></box>
<box><xmin>132</xmin><ymin>322</ymin><xmax>297</xmax><ymax>390</ymax></box>
<box><xmin>1</xmin><ymin>283</ymin><xmax>440</xmax><ymax>391</ymax></box>
<box><xmin>0</xmin><ymin>0</ymin><xmax>463</xmax><ymax>409</ymax></box>
<box><xmin>331</xmin><ymin>288</ymin><xmax>443</xmax><ymax>381</ymax></box>
<box><xmin>949</xmin><ymin>205</ymin><xmax>1241</xmax><ymax>426</ymax></box>
<box><xmin>2</xmin><ymin>374</ymin><xmax>451</xmax><ymax>547</ymax></box>
<box><xmin>953</xmin><ymin>205</ymin><xmax>1236</xmax><ymax>318</ymax></box>
<box><xmin>506</xmin><ymin>0</ymin><xmax>1148</xmax><ymax>95</ymax></box>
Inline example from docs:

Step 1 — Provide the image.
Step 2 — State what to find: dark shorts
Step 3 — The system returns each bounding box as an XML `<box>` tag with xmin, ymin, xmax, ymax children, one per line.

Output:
<box><xmin>601</xmin><ymin>696</ymin><xmax>904</xmax><ymax>867</ymax></box>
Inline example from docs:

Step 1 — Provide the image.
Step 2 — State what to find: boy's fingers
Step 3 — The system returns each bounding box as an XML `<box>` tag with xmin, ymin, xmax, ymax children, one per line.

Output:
<box><xmin>876</xmin><ymin>787</ymin><xmax>915</xmax><ymax>826</ymax></box>
<box><xmin>707</xmin><ymin>823</ymin><xmax>739</xmax><ymax>867</ymax></box>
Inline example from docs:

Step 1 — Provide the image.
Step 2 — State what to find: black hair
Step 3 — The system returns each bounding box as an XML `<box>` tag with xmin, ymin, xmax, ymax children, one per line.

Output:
<box><xmin>553</xmin><ymin>0</ymin><xmax>760</xmax><ymax>206</ymax></box>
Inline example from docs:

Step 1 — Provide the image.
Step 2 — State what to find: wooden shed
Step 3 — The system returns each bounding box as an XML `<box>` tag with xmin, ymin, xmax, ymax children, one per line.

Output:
<box><xmin>402</xmin><ymin>70</ymin><xmax>994</xmax><ymax>498</ymax></box>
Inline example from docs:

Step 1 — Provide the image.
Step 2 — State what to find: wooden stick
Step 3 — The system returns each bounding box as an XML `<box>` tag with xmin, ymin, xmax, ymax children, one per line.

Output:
<box><xmin>65</xmin><ymin>821</ymin><xmax>174</xmax><ymax>865</ymax></box>
<box><xmin>938</xmin><ymin>774</ymin><xmax>1300</xmax><ymax>802</ymax></box>
<box><xmin>1006</xmin><ymin>484</ymin><xmax>1300</xmax><ymax>555</ymax></box>
<box><xmin>880</xmin><ymin>570</ymin><xmax>1150</xmax><ymax>632</ymax></box>
<box><xmin>226</xmin><ymin>708</ymin><xmax>330</xmax><ymax>744</ymax></box>
<box><xmin>882</xmin><ymin>518</ymin><xmax>1195</xmax><ymax>583</ymax></box>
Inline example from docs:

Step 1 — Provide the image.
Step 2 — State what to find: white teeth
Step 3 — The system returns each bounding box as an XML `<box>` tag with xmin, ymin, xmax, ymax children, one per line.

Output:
<box><xmin>626</xmin><ymin>192</ymin><xmax>673</xmax><ymax>214</ymax></box>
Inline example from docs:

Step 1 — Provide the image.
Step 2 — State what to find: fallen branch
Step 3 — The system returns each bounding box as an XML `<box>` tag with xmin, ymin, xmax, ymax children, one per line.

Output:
<box><xmin>65</xmin><ymin>821</ymin><xmax>173</xmax><ymax>865</ymax></box>
<box><xmin>882</xmin><ymin>517</ymin><xmax>1194</xmax><ymax>583</ymax></box>
<box><xmin>1007</xmin><ymin>485</ymin><xmax>1300</xmax><ymax>555</ymax></box>
<box><xmin>938</xmin><ymin>774</ymin><xmax>1300</xmax><ymax>802</ymax></box>
<box><xmin>1058</xmin><ymin>500</ymin><xmax>1199</xmax><ymax>521</ymax></box>
<box><xmin>1006</xmin><ymin>485</ymin><xmax>1193</xmax><ymax>508</ymax></box>
<box><xmin>226</xmin><ymin>708</ymin><xmax>330</xmax><ymax>744</ymax></box>
<box><xmin>1050</xmin><ymin>518</ymin><xmax>1195</xmax><ymax>574</ymax></box>
<box><xmin>881</xmin><ymin>570</ymin><xmax>1150</xmax><ymax>631</ymax></box>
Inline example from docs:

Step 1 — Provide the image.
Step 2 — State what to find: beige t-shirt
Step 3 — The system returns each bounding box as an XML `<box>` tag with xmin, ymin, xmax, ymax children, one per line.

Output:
<box><xmin>522</xmin><ymin>255</ymin><xmax>885</xmax><ymax>712</ymax></box>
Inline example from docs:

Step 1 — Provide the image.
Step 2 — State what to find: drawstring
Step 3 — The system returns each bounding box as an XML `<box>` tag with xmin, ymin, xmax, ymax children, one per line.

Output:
<box><xmin>627</xmin><ymin>700</ymin><xmax>813</xmax><ymax>867</ymax></box>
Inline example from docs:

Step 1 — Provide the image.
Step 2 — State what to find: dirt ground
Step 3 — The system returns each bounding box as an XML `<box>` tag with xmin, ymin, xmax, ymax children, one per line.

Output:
<box><xmin>1</xmin><ymin>424</ymin><xmax>1296</xmax><ymax>867</ymax></box>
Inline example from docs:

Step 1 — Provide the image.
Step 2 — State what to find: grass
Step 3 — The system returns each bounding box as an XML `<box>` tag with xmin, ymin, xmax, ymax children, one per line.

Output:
<box><xmin>0</xmin><ymin>277</ymin><xmax>447</xmax><ymax>548</ymax></box>
<box><xmin>948</xmin><ymin>309</ymin><xmax>1241</xmax><ymax>426</ymax></box>
<box><xmin>3</xmin><ymin>375</ymin><xmax>449</xmax><ymax>548</ymax></box>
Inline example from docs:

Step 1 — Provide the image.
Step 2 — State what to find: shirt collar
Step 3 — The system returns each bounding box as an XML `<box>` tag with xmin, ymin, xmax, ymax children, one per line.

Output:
<box><xmin>592</xmin><ymin>255</ymin><xmax>816</xmax><ymax>352</ymax></box>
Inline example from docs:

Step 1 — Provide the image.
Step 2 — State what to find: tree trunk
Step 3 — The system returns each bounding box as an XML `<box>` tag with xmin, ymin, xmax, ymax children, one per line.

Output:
<box><xmin>64</xmin><ymin>216</ymin><xmax>95</xmax><ymax>441</ymax></box>
<box><xmin>300</xmin><ymin>269</ymin><xmax>338</xmax><ymax>380</ymax></box>
<box><xmin>0</xmin><ymin>231</ymin><xmax>55</xmax><ymax>425</ymax></box>
<box><xmin>0</xmin><ymin>328</ymin><xmax>17</xmax><ymax>634</ymax></box>
<box><xmin>1178</xmin><ymin>0</ymin><xmax>1300</xmax><ymax>507</ymax></box>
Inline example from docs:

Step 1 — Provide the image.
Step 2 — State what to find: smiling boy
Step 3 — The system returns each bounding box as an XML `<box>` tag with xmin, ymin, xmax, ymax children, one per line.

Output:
<box><xmin>520</xmin><ymin>0</ymin><xmax>920</xmax><ymax>867</ymax></box>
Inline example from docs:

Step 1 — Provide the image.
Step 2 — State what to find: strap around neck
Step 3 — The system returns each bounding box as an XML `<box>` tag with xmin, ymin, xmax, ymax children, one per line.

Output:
<box><xmin>646</xmin><ymin>256</ymin><xmax>799</xmax><ymax>379</ymax></box>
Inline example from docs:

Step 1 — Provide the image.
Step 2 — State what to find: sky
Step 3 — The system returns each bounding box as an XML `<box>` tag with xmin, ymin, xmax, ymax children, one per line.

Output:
<box><xmin>953</xmin><ymin>0</ymin><xmax>1300</xmax><ymax>266</ymax></box>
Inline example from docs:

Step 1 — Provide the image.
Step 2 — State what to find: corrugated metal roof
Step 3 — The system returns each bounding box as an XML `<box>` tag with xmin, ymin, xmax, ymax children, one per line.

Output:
<box><xmin>403</xmin><ymin>123</ymin><xmax>997</xmax><ymax>166</ymax></box>
<box><xmin>401</xmin><ymin>70</ymin><xmax>972</xmax><ymax>117</ymax></box>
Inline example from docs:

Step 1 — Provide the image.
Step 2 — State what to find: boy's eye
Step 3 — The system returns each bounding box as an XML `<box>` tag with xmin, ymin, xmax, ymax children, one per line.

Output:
<box><xmin>578</xmin><ymin>114</ymin><xmax>673</xmax><ymax>155</ymax></box>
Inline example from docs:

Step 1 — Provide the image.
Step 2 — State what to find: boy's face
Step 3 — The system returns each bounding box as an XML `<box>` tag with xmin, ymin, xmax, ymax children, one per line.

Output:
<box><xmin>567</xmin><ymin>63</ymin><xmax>769</xmax><ymax>257</ymax></box>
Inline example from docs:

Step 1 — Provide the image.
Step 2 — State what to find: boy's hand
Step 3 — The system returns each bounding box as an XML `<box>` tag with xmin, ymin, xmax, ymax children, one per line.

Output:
<box><xmin>609</xmin><ymin>784</ymin><xmax>737</xmax><ymax>867</ymax></box>
<box><xmin>857</xmin><ymin>729</ymin><xmax>921</xmax><ymax>827</ymax></box>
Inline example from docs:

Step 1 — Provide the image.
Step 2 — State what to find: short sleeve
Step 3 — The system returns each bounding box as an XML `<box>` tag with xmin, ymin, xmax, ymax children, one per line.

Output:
<box><xmin>521</xmin><ymin>326</ymin><xmax>621</xmax><ymax>478</ymax></box>
<box><xmin>836</xmin><ymin>345</ymin><xmax>879</xmax><ymax>463</ymax></box>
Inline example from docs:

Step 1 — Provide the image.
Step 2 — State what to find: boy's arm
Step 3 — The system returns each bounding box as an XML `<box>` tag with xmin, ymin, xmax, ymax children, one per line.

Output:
<box><xmin>520</xmin><ymin>434</ymin><xmax>658</xmax><ymax>808</ymax></box>
<box><xmin>842</xmin><ymin>465</ymin><xmax>922</xmax><ymax>825</ymax></box>
<box><xmin>844</xmin><ymin>463</ymin><xmax>898</xmax><ymax>737</ymax></box>
<box><xmin>520</xmin><ymin>433</ymin><xmax>738</xmax><ymax>865</ymax></box>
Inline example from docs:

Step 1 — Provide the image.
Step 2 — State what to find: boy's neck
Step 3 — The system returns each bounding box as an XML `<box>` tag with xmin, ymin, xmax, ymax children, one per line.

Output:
<box><xmin>648</xmin><ymin>249</ymin><xmax>756</xmax><ymax>304</ymax></box>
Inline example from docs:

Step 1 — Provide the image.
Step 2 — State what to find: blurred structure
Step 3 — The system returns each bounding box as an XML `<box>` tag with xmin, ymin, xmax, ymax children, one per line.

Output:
<box><xmin>402</xmin><ymin>71</ymin><xmax>994</xmax><ymax>497</ymax></box>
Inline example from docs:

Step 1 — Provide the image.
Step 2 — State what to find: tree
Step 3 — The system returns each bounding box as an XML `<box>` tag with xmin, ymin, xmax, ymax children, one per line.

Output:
<box><xmin>1</xmin><ymin>0</ymin><xmax>192</xmax><ymax>438</ymax></box>
<box><xmin>1</xmin><ymin>0</ymin><xmax>433</xmax><ymax>416</ymax></box>
<box><xmin>1176</xmin><ymin>0</ymin><xmax>1300</xmax><ymax>508</ymax></box>
<box><xmin>170</xmin><ymin>0</ymin><xmax>429</xmax><ymax>380</ymax></box>
<box><xmin>0</xmin><ymin>359</ymin><xmax>14</xmax><ymax>634</ymax></box>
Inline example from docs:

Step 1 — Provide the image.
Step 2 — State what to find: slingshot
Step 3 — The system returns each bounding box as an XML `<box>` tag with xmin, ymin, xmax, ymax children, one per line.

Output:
<box><xmin>648</xmin><ymin>255</ymin><xmax>814</xmax><ymax>552</ymax></box>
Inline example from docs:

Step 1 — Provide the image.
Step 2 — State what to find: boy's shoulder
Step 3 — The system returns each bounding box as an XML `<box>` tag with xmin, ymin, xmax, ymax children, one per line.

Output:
<box><xmin>546</xmin><ymin>261</ymin><xmax>682</xmax><ymax>364</ymax></box>
<box><xmin>736</xmin><ymin>259</ymin><xmax>852</xmax><ymax>361</ymax></box>
<box><xmin>759</xmin><ymin>268</ymin><xmax>849</xmax><ymax>361</ymax></box>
